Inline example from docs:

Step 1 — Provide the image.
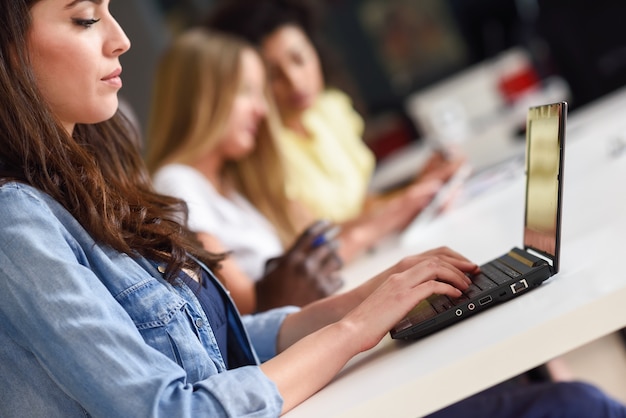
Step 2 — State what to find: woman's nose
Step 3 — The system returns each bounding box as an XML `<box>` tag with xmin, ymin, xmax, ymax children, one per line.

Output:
<box><xmin>107</xmin><ymin>16</ymin><xmax>131</xmax><ymax>57</ymax></box>
<box><xmin>255</xmin><ymin>96</ymin><xmax>269</xmax><ymax>117</ymax></box>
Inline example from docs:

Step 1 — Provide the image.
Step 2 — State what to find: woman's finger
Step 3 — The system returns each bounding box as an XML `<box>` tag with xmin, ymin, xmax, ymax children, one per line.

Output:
<box><xmin>290</xmin><ymin>220</ymin><xmax>333</xmax><ymax>252</ymax></box>
<box><xmin>421</xmin><ymin>247</ymin><xmax>479</xmax><ymax>271</ymax></box>
<box><xmin>398</xmin><ymin>256</ymin><xmax>470</xmax><ymax>292</ymax></box>
<box><xmin>319</xmin><ymin>271</ymin><xmax>344</xmax><ymax>295</ymax></box>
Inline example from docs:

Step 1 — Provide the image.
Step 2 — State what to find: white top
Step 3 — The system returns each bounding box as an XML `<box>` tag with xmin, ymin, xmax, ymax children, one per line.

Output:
<box><xmin>152</xmin><ymin>164</ymin><xmax>283</xmax><ymax>281</ymax></box>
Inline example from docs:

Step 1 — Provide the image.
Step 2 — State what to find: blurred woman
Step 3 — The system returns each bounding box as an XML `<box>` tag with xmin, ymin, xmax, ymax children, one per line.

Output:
<box><xmin>146</xmin><ymin>29</ymin><xmax>342</xmax><ymax>314</ymax></box>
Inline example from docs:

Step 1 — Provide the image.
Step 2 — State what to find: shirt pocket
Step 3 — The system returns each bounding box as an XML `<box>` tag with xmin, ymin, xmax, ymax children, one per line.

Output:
<box><xmin>114</xmin><ymin>278</ymin><xmax>216</xmax><ymax>382</ymax></box>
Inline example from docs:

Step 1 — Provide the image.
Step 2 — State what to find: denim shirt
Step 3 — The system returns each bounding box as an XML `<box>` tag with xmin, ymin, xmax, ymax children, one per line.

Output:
<box><xmin>0</xmin><ymin>182</ymin><xmax>299</xmax><ymax>417</ymax></box>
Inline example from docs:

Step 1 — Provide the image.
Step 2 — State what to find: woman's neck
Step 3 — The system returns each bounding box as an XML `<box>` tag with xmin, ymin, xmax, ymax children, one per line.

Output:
<box><xmin>283</xmin><ymin>111</ymin><xmax>310</xmax><ymax>139</ymax></box>
<box><xmin>189</xmin><ymin>152</ymin><xmax>229</xmax><ymax>196</ymax></box>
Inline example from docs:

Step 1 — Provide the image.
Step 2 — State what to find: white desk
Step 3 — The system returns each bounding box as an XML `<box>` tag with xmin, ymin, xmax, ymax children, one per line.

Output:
<box><xmin>286</xmin><ymin>87</ymin><xmax>626</xmax><ymax>418</ymax></box>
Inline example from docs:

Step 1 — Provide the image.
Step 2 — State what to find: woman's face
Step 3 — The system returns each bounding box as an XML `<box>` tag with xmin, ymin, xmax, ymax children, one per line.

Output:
<box><xmin>218</xmin><ymin>48</ymin><xmax>268</xmax><ymax>161</ymax></box>
<box><xmin>261</xmin><ymin>24</ymin><xmax>324</xmax><ymax>122</ymax></box>
<box><xmin>27</xmin><ymin>0</ymin><xmax>130</xmax><ymax>133</ymax></box>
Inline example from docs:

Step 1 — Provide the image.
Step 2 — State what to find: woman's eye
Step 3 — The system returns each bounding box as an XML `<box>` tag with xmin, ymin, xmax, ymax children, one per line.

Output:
<box><xmin>72</xmin><ymin>18</ymin><xmax>101</xmax><ymax>28</ymax></box>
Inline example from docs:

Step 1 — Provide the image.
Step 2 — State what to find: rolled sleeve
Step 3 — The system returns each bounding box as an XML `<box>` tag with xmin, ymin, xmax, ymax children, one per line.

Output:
<box><xmin>242</xmin><ymin>307</ymin><xmax>300</xmax><ymax>362</ymax></box>
<box><xmin>196</xmin><ymin>366</ymin><xmax>283</xmax><ymax>415</ymax></box>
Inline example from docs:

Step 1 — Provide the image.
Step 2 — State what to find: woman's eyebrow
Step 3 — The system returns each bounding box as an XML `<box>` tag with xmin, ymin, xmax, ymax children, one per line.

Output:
<box><xmin>64</xmin><ymin>0</ymin><xmax>102</xmax><ymax>9</ymax></box>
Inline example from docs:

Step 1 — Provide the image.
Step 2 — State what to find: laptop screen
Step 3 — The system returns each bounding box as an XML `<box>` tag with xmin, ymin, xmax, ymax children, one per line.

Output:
<box><xmin>523</xmin><ymin>102</ymin><xmax>567</xmax><ymax>272</ymax></box>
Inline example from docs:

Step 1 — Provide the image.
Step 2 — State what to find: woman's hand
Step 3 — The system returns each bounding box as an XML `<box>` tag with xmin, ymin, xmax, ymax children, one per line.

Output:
<box><xmin>342</xmin><ymin>247</ymin><xmax>477</xmax><ymax>351</ymax></box>
<box><xmin>255</xmin><ymin>220</ymin><xmax>343</xmax><ymax>311</ymax></box>
<box><xmin>276</xmin><ymin>247</ymin><xmax>478</xmax><ymax>351</ymax></box>
<box><xmin>416</xmin><ymin>150</ymin><xmax>466</xmax><ymax>184</ymax></box>
<box><xmin>387</xmin><ymin>152</ymin><xmax>468</xmax><ymax>231</ymax></box>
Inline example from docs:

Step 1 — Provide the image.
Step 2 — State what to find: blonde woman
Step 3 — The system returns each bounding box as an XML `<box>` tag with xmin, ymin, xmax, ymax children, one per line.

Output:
<box><xmin>146</xmin><ymin>29</ymin><xmax>342</xmax><ymax>314</ymax></box>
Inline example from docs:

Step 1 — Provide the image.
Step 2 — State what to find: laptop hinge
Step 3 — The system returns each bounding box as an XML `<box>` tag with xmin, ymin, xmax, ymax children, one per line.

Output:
<box><xmin>509</xmin><ymin>247</ymin><xmax>553</xmax><ymax>268</ymax></box>
<box><xmin>527</xmin><ymin>248</ymin><xmax>554</xmax><ymax>267</ymax></box>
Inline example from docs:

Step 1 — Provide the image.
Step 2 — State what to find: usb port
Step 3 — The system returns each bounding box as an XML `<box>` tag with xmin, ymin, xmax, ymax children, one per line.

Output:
<box><xmin>510</xmin><ymin>279</ymin><xmax>529</xmax><ymax>294</ymax></box>
<box><xmin>478</xmin><ymin>295</ymin><xmax>493</xmax><ymax>306</ymax></box>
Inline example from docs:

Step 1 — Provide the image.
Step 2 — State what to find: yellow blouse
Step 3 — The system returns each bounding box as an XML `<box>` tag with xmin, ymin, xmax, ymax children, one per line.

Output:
<box><xmin>277</xmin><ymin>89</ymin><xmax>375</xmax><ymax>223</ymax></box>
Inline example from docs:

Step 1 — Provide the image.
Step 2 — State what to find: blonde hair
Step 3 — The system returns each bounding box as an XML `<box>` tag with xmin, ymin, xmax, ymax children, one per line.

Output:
<box><xmin>146</xmin><ymin>28</ymin><xmax>302</xmax><ymax>244</ymax></box>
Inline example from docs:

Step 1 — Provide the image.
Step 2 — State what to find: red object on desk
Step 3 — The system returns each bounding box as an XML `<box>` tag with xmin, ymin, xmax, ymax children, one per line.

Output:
<box><xmin>498</xmin><ymin>66</ymin><xmax>540</xmax><ymax>104</ymax></box>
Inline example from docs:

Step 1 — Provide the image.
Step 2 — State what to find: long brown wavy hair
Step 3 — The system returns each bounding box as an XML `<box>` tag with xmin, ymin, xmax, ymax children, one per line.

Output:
<box><xmin>0</xmin><ymin>0</ymin><xmax>223</xmax><ymax>281</ymax></box>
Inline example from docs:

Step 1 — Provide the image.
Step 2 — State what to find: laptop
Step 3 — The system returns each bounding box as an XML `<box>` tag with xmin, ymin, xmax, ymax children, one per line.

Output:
<box><xmin>391</xmin><ymin>101</ymin><xmax>567</xmax><ymax>340</ymax></box>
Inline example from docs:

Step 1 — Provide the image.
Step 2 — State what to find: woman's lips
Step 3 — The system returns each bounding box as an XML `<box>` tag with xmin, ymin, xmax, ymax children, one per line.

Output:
<box><xmin>289</xmin><ymin>92</ymin><xmax>314</xmax><ymax>110</ymax></box>
<box><xmin>102</xmin><ymin>68</ymin><xmax>122</xmax><ymax>88</ymax></box>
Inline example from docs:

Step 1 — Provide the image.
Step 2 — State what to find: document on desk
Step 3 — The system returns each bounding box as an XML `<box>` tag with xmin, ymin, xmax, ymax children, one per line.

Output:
<box><xmin>400</xmin><ymin>163</ymin><xmax>473</xmax><ymax>246</ymax></box>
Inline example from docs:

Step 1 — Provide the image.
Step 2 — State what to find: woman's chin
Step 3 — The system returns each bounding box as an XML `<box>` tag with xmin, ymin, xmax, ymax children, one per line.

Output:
<box><xmin>85</xmin><ymin>106</ymin><xmax>120</xmax><ymax>125</ymax></box>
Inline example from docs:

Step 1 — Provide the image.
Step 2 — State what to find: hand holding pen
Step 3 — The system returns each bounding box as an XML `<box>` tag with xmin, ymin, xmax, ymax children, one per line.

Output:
<box><xmin>256</xmin><ymin>220</ymin><xmax>343</xmax><ymax>311</ymax></box>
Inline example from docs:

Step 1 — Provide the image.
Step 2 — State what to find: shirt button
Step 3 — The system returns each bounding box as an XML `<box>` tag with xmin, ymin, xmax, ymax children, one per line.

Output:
<box><xmin>157</xmin><ymin>265</ymin><xmax>165</xmax><ymax>274</ymax></box>
<box><xmin>195</xmin><ymin>318</ymin><xmax>204</xmax><ymax>328</ymax></box>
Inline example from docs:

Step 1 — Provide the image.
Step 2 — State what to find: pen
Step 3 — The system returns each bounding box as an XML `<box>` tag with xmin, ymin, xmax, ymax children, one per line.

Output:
<box><xmin>312</xmin><ymin>225</ymin><xmax>341</xmax><ymax>247</ymax></box>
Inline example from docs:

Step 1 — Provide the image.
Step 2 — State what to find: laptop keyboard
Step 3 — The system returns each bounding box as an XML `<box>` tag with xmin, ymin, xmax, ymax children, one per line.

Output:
<box><xmin>391</xmin><ymin>248</ymin><xmax>550</xmax><ymax>334</ymax></box>
<box><xmin>399</xmin><ymin>259</ymin><xmax>524</xmax><ymax>325</ymax></box>
<box><xmin>430</xmin><ymin>260</ymin><xmax>522</xmax><ymax>313</ymax></box>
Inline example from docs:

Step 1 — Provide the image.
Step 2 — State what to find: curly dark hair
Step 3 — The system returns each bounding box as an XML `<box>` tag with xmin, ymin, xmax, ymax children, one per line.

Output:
<box><xmin>204</xmin><ymin>0</ymin><xmax>354</xmax><ymax>93</ymax></box>
<box><xmin>205</xmin><ymin>0</ymin><xmax>322</xmax><ymax>48</ymax></box>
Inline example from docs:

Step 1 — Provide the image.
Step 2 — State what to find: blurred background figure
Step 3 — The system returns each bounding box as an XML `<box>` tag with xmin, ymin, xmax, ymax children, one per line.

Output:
<box><xmin>205</xmin><ymin>0</ymin><xmax>465</xmax><ymax>261</ymax></box>
<box><xmin>146</xmin><ymin>29</ymin><xmax>343</xmax><ymax>314</ymax></box>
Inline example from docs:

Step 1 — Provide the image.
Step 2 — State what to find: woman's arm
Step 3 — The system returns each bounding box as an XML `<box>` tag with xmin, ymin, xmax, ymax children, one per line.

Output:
<box><xmin>337</xmin><ymin>154</ymin><xmax>467</xmax><ymax>262</ymax></box>
<box><xmin>262</xmin><ymin>247</ymin><xmax>477</xmax><ymax>414</ymax></box>
<box><xmin>337</xmin><ymin>179</ymin><xmax>441</xmax><ymax>261</ymax></box>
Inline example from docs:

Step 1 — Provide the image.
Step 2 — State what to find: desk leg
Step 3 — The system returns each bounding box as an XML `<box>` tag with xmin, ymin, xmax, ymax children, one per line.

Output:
<box><xmin>525</xmin><ymin>364</ymin><xmax>554</xmax><ymax>383</ymax></box>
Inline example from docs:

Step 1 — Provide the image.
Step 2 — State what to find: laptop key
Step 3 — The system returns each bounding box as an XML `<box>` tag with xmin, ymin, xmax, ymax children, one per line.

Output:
<box><xmin>481</xmin><ymin>264</ymin><xmax>513</xmax><ymax>285</ymax></box>
<box><xmin>449</xmin><ymin>292</ymin><xmax>469</xmax><ymax>305</ymax></box>
<box><xmin>404</xmin><ymin>299</ymin><xmax>438</xmax><ymax>324</ymax></box>
<box><xmin>492</xmin><ymin>259</ymin><xmax>522</xmax><ymax>277</ymax></box>
<box><xmin>429</xmin><ymin>295</ymin><xmax>454</xmax><ymax>313</ymax></box>
<box><xmin>472</xmin><ymin>273</ymin><xmax>499</xmax><ymax>291</ymax></box>
<box><xmin>463</xmin><ymin>283</ymin><xmax>484</xmax><ymax>298</ymax></box>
